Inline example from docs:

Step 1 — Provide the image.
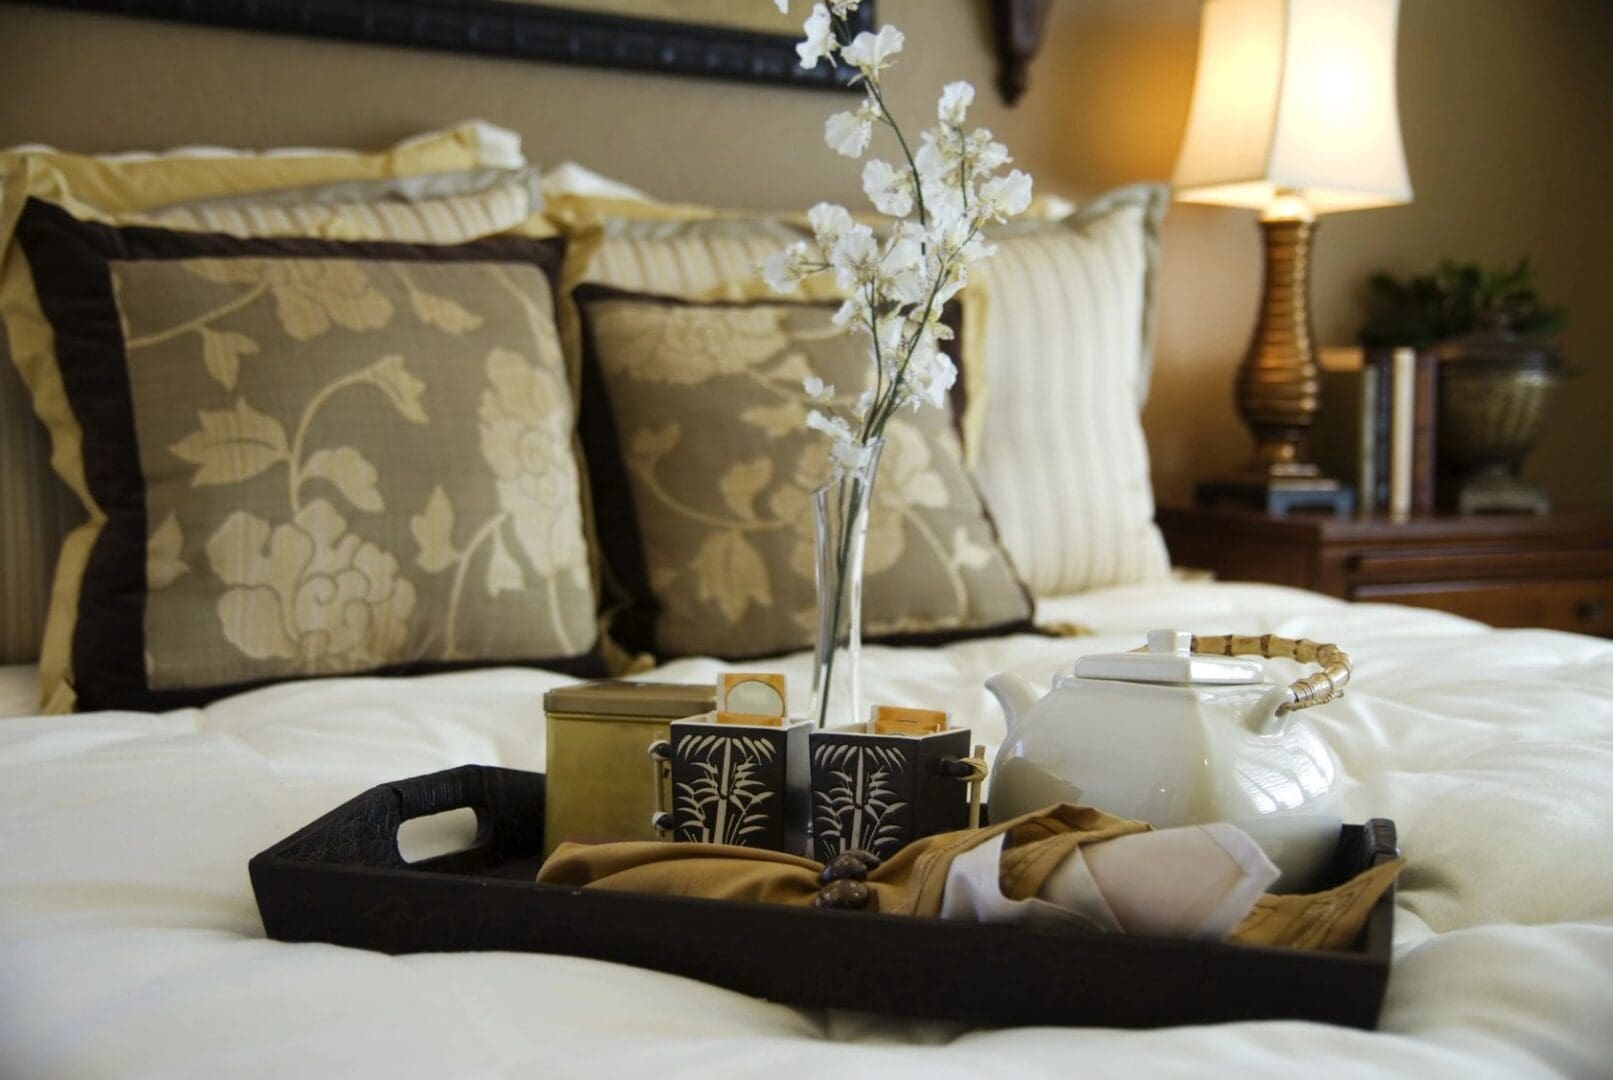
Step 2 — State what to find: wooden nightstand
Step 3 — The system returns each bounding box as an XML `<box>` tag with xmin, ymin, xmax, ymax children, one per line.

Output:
<box><xmin>1156</xmin><ymin>506</ymin><xmax>1613</xmax><ymax>636</ymax></box>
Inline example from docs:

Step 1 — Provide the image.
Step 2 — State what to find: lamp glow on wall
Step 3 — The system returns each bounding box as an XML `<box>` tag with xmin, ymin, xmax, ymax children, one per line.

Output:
<box><xmin>1174</xmin><ymin>0</ymin><xmax>1412</xmax><ymax>513</ymax></box>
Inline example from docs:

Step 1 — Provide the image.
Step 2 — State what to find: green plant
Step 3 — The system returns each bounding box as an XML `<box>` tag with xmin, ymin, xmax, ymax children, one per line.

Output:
<box><xmin>1360</xmin><ymin>259</ymin><xmax>1567</xmax><ymax>347</ymax></box>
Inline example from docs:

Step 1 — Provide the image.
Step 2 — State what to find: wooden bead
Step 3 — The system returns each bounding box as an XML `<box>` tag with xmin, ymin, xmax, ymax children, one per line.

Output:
<box><xmin>813</xmin><ymin>879</ymin><xmax>870</xmax><ymax>910</ymax></box>
<box><xmin>840</xmin><ymin>850</ymin><xmax>880</xmax><ymax>873</ymax></box>
<box><xmin>819</xmin><ymin>852</ymin><xmax>876</xmax><ymax>885</ymax></box>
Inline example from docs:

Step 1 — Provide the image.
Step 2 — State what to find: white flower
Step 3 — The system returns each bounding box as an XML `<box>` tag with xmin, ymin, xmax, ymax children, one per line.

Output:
<box><xmin>807</xmin><ymin>201</ymin><xmax>855</xmax><ymax>249</ymax></box>
<box><xmin>806</xmin><ymin>408</ymin><xmax>858</xmax><ymax>457</ymax></box>
<box><xmin>913</xmin><ymin>137</ymin><xmax>956</xmax><ymax>214</ymax></box>
<box><xmin>803</xmin><ymin>375</ymin><xmax>835</xmax><ymax>403</ymax></box>
<box><xmin>938</xmin><ymin>81</ymin><xmax>974</xmax><ymax>127</ymax></box>
<box><xmin>979</xmin><ymin>169</ymin><xmax>1034</xmax><ymax>221</ymax></box>
<box><xmin>965</xmin><ymin>129</ymin><xmax>1011</xmax><ymax>174</ymax></box>
<box><xmin>861</xmin><ymin>158</ymin><xmax>913</xmax><ymax>217</ymax></box>
<box><xmin>915</xmin><ymin>125</ymin><xmax>1011</xmax><ymax>215</ymax></box>
<box><xmin>797</xmin><ymin>3</ymin><xmax>836</xmax><ymax>69</ymax></box>
<box><xmin>830</xmin><ymin>438</ymin><xmax>872</xmax><ymax>475</ymax></box>
<box><xmin>825</xmin><ymin>109</ymin><xmax>874</xmax><ymax>158</ymax></box>
<box><xmin>923</xmin><ymin>185</ymin><xmax>969</xmax><ymax>241</ymax></box>
<box><xmin>931</xmin><ymin>206</ymin><xmax>994</xmax><ymax>269</ymax></box>
<box><xmin>915</xmin><ymin>134</ymin><xmax>951</xmax><ymax>186</ymax></box>
<box><xmin>910</xmin><ymin>348</ymin><xmax>957</xmax><ymax>409</ymax></box>
<box><xmin>774</xmin><ymin>0</ymin><xmax>789</xmax><ymax>12</ymax></box>
<box><xmin>829</xmin><ymin>223</ymin><xmax>879</xmax><ymax>291</ymax></box>
<box><xmin>883</xmin><ymin>327</ymin><xmax>956</xmax><ymax>412</ymax></box>
<box><xmin>841</xmin><ymin>25</ymin><xmax>904</xmax><ymax>77</ymax></box>
<box><xmin>873</xmin><ymin>309</ymin><xmax>906</xmax><ymax>354</ymax></box>
<box><xmin>881</xmin><ymin>232</ymin><xmax>928</xmax><ymax>305</ymax></box>
<box><xmin>769</xmin><ymin>0</ymin><xmax>1031</xmax><ymax>477</ymax></box>
<box><xmin>832</xmin><ymin>292</ymin><xmax>871</xmax><ymax>332</ymax></box>
<box><xmin>762</xmin><ymin>240</ymin><xmax>814</xmax><ymax>294</ymax></box>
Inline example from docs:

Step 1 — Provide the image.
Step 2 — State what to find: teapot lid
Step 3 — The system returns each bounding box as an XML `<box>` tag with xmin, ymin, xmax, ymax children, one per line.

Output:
<box><xmin>1073</xmin><ymin>630</ymin><xmax>1265</xmax><ymax>685</ymax></box>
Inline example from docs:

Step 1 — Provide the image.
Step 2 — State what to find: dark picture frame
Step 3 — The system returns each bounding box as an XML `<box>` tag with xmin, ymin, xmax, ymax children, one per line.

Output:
<box><xmin>21</xmin><ymin>0</ymin><xmax>875</xmax><ymax>92</ymax></box>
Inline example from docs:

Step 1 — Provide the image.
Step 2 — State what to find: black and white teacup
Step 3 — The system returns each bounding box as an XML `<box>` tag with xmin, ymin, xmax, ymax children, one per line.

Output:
<box><xmin>807</xmin><ymin>726</ymin><xmax>977</xmax><ymax>864</ymax></box>
<box><xmin>651</xmin><ymin>715</ymin><xmax>811</xmax><ymax>855</ymax></box>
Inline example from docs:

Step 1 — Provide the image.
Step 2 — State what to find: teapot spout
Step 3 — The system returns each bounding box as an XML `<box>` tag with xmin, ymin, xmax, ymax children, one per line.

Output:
<box><xmin>985</xmin><ymin>673</ymin><xmax>1039</xmax><ymax>739</ymax></box>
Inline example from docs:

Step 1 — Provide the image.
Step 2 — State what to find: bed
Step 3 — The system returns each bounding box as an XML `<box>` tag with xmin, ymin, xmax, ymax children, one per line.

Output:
<box><xmin>3</xmin><ymin>580</ymin><xmax>1612</xmax><ymax>1077</ymax></box>
<box><xmin>3</xmin><ymin>119</ymin><xmax>1611</xmax><ymax>1076</ymax></box>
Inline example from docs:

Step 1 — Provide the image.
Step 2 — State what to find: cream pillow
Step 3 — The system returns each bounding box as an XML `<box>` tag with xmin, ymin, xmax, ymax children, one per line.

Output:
<box><xmin>0</xmin><ymin>123</ymin><xmax>525</xmax><ymax>666</ymax></box>
<box><xmin>961</xmin><ymin>184</ymin><xmax>1171</xmax><ymax>597</ymax></box>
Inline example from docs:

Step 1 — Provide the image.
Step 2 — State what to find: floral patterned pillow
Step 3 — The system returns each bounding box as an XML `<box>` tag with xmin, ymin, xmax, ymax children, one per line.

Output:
<box><xmin>12</xmin><ymin>198</ymin><xmax>603</xmax><ymax>710</ymax></box>
<box><xmin>574</xmin><ymin>285</ymin><xmax>1034</xmax><ymax>662</ymax></box>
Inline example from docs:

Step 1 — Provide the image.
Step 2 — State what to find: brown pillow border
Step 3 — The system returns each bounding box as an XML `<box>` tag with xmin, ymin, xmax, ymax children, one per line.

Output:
<box><xmin>572</xmin><ymin>281</ymin><xmax>1038</xmax><ymax>663</ymax></box>
<box><xmin>15</xmin><ymin>197</ymin><xmax>606</xmax><ymax>711</ymax></box>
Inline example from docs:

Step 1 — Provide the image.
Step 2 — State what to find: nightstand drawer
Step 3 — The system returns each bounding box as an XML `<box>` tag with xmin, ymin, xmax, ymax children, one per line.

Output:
<box><xmin>1156</xmin><ymin>506</ymin><xmax>1613</xmax><ymax>637</ymax></box>
<box><xmin>1350</xmin><ymin>548</ymin><xmax>1613</xmax><ymax>586</ymax></box>
<box><xmin>1354</xmin><ymin>578</ymin><xmax>1613</xmax><ymax>634</ymax></box>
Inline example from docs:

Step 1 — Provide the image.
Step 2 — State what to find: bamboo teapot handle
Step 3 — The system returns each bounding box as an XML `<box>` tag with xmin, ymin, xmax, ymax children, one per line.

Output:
<box><xmin>1132</xmin><ymin>633</ymin><xmax>1352</xmax><ymax>711</ymax></box>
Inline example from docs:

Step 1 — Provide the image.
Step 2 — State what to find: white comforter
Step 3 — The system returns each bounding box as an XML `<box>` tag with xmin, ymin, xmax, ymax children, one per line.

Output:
<box><xmin>2</xmin><ymin>582</ymin><xmax>1611</xmax><ymax>1079</ymax></box>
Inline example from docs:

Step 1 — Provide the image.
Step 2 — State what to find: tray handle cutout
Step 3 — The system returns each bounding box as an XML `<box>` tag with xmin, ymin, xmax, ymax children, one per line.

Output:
<box><xmin>390</xmin><ymin>766</ymin><xmax>547</xmax><ymax>874</ymax></box>
<box><xmin>398</xmin><ymin>807</ymin><xmax>483</xmax><ymax>865</ymax></box>
<box><xmin>263</xmin><ymin>766</ymin><xmax>547</xmax><ymax>871</ymax></box>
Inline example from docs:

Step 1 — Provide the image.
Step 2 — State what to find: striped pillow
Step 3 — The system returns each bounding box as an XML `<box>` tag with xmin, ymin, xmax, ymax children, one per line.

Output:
<box><xmin>963</xmin><ymin>184</ymin><xmax>1171</xmax><ymax>596</ymax></box>
<box><xmin>0</xmin><ymin>146</ymin><xmax>531</xmax><ymax>666</ymax></box>
<box><xmin>586</xmin><ymin>215</ymin><xmax>807</xmax><ymax>296</ymax></box>
<box><xmin>139</xmin><ymin>168</ymin><xmax>544</xmax><ymax>243</ymax></box>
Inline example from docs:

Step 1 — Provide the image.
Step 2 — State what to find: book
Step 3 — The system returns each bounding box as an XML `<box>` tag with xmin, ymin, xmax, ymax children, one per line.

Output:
<box><xmin>1411</xmin><ymin>351</ymin><xmax>1439</xmax><ymax>516</ymax></box>
<box><xmin>1315</xmin><ymin>346</ymin><xmax>1438</xmax><ymax>517</ymax></box>
<box><xmin>1311</xmin><ymin>357</ymin><xmax>1381</xmax><ymax>512</ymax></box>
<box><xmin>1361</xmin><ymin>347</ymin><xmax>1438</xmax><ymax>517</ymax></box>
<box><xmin>1387</xmin><ymin>347</ymin><xmax>1416</xmax><ymax>519</ymax></box>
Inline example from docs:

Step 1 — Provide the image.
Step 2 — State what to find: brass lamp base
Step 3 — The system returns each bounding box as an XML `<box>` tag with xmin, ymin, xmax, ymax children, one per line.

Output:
<box><xmin>1200</xmin><ymin>195</ymin><xmax>1352</xmax><ymax>518</ymax></box>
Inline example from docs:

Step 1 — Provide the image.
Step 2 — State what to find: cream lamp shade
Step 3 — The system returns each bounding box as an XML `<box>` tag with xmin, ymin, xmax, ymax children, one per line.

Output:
<box><xmin>1173</xmin><ymin>0</ymin><xmax>1413</xmax><ymax>216</ymax></box>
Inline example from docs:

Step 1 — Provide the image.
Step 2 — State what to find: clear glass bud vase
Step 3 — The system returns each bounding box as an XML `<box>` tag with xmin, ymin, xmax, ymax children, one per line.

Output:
<box><xmin>810</xmin><ymin>437</ymin><xmax>884</xmax><ymax>731</ymax></box>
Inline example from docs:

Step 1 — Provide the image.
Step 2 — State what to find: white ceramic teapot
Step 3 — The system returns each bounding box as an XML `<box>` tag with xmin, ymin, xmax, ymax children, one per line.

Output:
<box><xmin>986</xmin><ymin>630</ymin><xmax>1350</xmax><ymax>890</ymax></box>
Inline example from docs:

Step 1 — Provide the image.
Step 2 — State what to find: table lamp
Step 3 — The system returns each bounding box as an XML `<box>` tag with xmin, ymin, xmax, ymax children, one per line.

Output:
<box><xmin>1174</xmin><ymin>0</ymin><xmax>1412</xmax><ymax>514</ymax></box>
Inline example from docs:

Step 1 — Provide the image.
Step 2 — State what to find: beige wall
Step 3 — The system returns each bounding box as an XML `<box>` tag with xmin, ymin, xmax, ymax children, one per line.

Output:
<box><xmin>3</xmin><ymin>0</ymin><xmax>1609</xmax><ymax>507</ymax></box>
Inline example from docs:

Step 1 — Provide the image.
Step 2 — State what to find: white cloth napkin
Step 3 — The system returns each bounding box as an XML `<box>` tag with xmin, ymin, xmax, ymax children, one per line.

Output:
<box><xmin>939</xmin><ymin>823</ymin><xmax>1280</xmax><ymax>940</ymax></box>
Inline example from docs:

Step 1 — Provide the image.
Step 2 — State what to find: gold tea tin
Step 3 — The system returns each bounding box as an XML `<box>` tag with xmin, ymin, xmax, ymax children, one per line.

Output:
<box><xmin>542</xmin><ymin>680</ymin><xmax>714</xmax><ymax>856</ymax></box>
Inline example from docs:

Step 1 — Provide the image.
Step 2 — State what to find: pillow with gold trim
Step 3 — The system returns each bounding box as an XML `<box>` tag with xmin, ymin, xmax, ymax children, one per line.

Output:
<box><xmin>545</xmin><ymin>178</ymin><xmax>1170</xmax><ymax>602</ymax></box>
<box><xmin>0</xmin><ymin>122</ymin><xmax>525</xmax><ymax>668</ymax></box>
<box><xmin>12</xmin><ymin>198</ymin><xmax>602</xmax><ymax>710</ymax></box>
<box><xmin>574</xmin><ymin>284</ymin><xmax>1034</xmax><ymax>662</ymax></box>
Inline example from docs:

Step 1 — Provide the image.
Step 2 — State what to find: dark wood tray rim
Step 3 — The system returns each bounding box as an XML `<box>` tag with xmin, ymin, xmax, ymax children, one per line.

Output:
<box><xmin>249</xmin><ymin>765</ymin><xmax>1398</xmax><ymax>1029</ymax></box>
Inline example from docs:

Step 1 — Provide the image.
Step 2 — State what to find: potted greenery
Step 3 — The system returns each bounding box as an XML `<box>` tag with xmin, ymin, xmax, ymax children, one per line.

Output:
<box><xmin>1360</xmin><ymin>259</ymin><xmax>1570</xmax><ymax>513</ymax></box>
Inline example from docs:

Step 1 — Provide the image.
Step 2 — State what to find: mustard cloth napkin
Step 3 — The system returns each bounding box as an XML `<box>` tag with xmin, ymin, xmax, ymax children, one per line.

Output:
<box><xmin>538</xmin><ymin>804</ymin><xmax>1405</xmax><ymax>950</ymax></box>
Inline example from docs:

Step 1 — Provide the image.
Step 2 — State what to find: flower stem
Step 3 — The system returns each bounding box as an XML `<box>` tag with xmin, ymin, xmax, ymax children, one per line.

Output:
<box><xmin>832</xmin><ymin>12</ymin><xmax>927</xmax><ymax>234</ymax></box>
<box><xmin>867</xmin><ymin>79</ymin><xmax>927</xmax><ymax>233</ymax></box>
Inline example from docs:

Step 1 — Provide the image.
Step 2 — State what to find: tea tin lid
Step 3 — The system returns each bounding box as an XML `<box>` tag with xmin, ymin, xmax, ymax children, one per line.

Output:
<box><xmin>543</xmin><ymin>680</ymin><xmax>716</xmax><ymax>719</ymax></box>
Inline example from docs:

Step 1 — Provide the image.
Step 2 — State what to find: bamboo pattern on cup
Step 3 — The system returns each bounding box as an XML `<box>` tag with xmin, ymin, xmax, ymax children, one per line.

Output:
<box><xmin>673</xmin><ymin>732</ymin><xmax>777</xmax><ymax>846</ymax></box>
<box><xmin>812</xmin><ymin>741</ymin><xmax>909</xmax><ymax>859</ymax></box>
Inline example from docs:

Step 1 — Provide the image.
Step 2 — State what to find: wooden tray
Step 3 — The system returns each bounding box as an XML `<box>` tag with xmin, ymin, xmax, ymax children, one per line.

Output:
<box><xmin>249</xmin><ymin>765</ymin><xmax>1398</xmax><ymax>1029</ymax></box>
